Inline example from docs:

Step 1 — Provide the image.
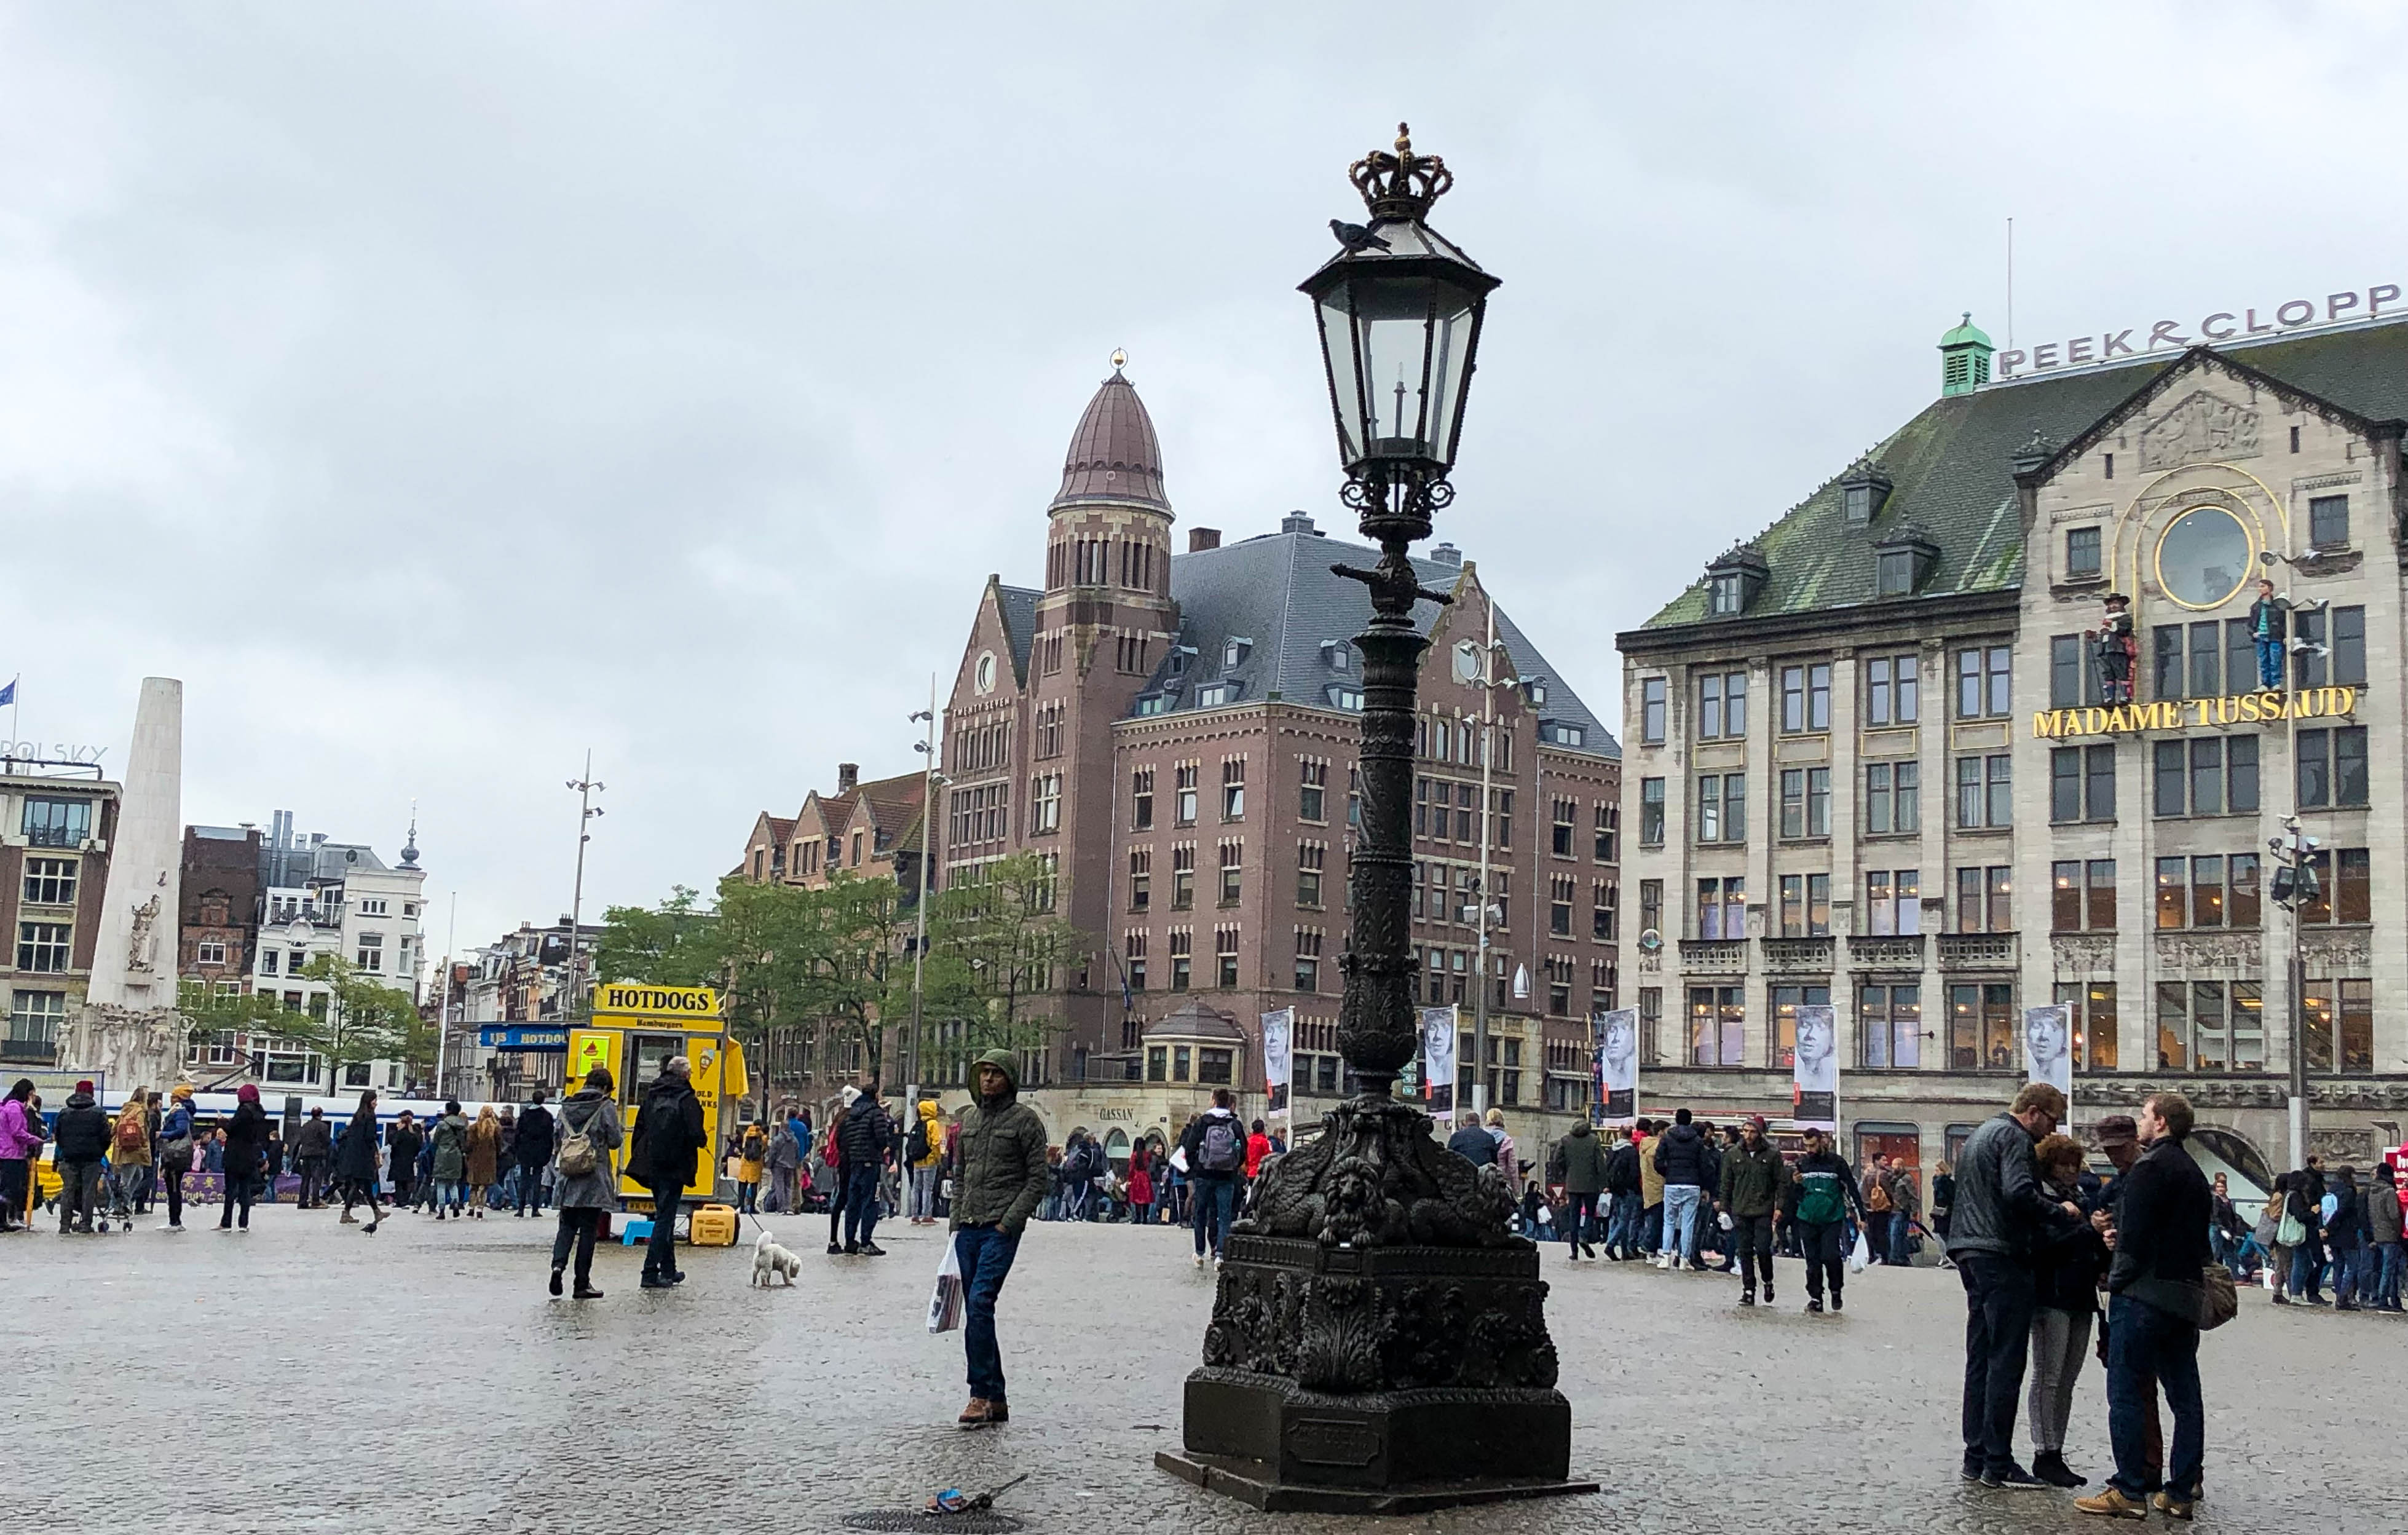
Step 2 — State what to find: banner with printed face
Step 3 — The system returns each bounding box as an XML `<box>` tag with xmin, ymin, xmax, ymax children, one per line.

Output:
<box><xmin>2024</xmin><ymin>1004</ymin><xmax>2073</xmax><ymax>1097</ymax></box>
<box><xmin>1792</xmin><ymin>1004</ymin><xmax>1839</xmax><ymax>1131</ymax></box>
<box><xmin>1260</xmin><ymin>1008</ymin><xmax>1294</xmax><ymax>1116</ymax></box>
<box><xmin>1593</xmin><ymin>1008</ymin><xmax>1638</xmax><ymax>1126</ymax></box>
<box><xmin>1419</xmin><ymin>1005</ymin><xmax>1458</xmax><ymax>1123</ymax></box>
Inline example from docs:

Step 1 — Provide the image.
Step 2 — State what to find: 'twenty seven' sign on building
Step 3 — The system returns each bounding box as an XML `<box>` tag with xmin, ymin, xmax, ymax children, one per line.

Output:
<box><xmin>1616</xmin><ymin>306</ymin><xmax>2408</xmax><ymax>1189</ymax></box>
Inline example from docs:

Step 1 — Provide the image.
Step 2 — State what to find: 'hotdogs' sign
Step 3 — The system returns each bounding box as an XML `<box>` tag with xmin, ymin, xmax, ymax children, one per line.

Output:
<box><xmin>2032</xmin><ymin>686</ymin><xmax>2357</xmax><ymax>740</ymax></box>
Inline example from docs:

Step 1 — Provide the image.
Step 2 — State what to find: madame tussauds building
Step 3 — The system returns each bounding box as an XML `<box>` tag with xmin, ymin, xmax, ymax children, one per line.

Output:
<box><xmin>1616</xmin><ymin>301</ymin><xmax>2408</xmax><ymax>1201</ymax></box>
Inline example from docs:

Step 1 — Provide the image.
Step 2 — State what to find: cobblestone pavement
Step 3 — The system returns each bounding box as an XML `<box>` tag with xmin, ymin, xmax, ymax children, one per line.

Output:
<box><xmin>17</xmin><ymin>1205</ymin><xmax>2400</xmax><ymax>1533</ymax></box>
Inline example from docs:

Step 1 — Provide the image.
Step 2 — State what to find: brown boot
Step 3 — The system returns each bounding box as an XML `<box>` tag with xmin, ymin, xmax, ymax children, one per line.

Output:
<box><xmin>956</xmin><ymin>1397</ymin><xmax>993</xmax><ymax>1430</ymax></box>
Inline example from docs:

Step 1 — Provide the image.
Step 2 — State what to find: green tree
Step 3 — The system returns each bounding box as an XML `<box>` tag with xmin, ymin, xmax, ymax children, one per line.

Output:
<box><xmin>592</xmin><ymin>885</ymin><xmax>720</xmax><ymax>995</ymax></box>
<box><xmin>282</xmin><ymin>954</ymin><xmax>422</xmax><ymax>1095</ymax></box>
<box><xmin>910</xmin><ymin>851</ymin><xmax>1089</xmax><ymax>1084</ymax></box>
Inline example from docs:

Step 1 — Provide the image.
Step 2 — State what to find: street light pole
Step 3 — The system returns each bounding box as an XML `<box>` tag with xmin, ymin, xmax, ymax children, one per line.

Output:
<box><xmin>909</xmin><ymin>679</ymin><xmax>939</xmax><ymax>1096</ymax></box>
<box><xmin>565</xmin><ymin>752</ymin><xmax>605</xmax><ymax>1023</ymax></box>
<box><xmin>1166</xmin><ymin>125</ymin><xmax>1584</xmax><ymax>1511</ymax></box>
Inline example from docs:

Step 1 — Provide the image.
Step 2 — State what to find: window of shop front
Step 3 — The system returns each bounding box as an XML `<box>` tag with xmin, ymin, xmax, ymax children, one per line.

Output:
<box><xmin>1697</xmin><ymin>670</ymin><xmax>1748</xmax><ymax>740</ymax></box>
<box><xmin>1863</xmin><ymin>869</ymin><xmax>1921</xmax><ymax>936</ymax></box>
<box><xmin>1956</xmin><ymin>754</ymin><xmax>2011</xmax><ymax>828</ymax></box>
<box><xmin>1859</xmin><ymin>984</ymin><xmax>1920</xmax><ymax>1069</ymax></box>
<box><xmin>1770</xmin><ymin>984</ymin><xmax>1826</xmax><ymax>1070</ymax></box>
<box><xmin>1696</xmin><ymin>773</ymin><xmax>1746</xmax><ymax>843</ymax></box>
<box><xmin>2051</xmin><ymin>859</ymin><xmax>2117</xmax><ymax>931</ymax></box>
<box><xmin>2294</xmin><ymin>848</ymin><xmax>2371</xmax><ymax>925</ymax></box>
<box><xmin>1954</xmin><ymin>866</ymin><xmax>2011</xmax><ymax>933</ymax></box>
<box><xmin>1688</xmin><ymin>985</ymin><xmax>1745</xmax><ymax>1067</ymax></box>
<box><xmin>1863</xmin><ymin>760</ymin><xmax>1920</xmax><ymax>835</ymax></box>
<box><xmin>1948</xmin><ymin>981</ymin><xmax>2014</xmax><ymax>1069</ymax></box>
<box><xmin>2050</xmin><ymin>744</ymin><xmax>2117</xmax><ymax>823</ymax></box>
<box><xmin>1780</xmin><ymin>663</ymin><xmax>1832</xmax><ymax>733</ymax></box>
<box><xmin>2053</xmin><ymin>980</ymin><xmax>2120</xmax><ymax>1070</ymax></box>
<box><xmin>1696</xmin><ymin>877</ymin><xmax>1745</xmax><ymax>940</ymax></box>
<box><xmin>1863</xmin><ymin>652</ymin><xmax>1919</xmax><ymax>725</ymax></box>
<box><xmin>2295</xmin><ymin>727</ymin><xmax>2368</xmax><ymax>810</ymax></box>
<box><xmin>1777</xmin><ymin>874</ymin><xmax>1830</xmax><ymax>937</ymax></box>
<box><xmin>2048</xmin><ymin>634</ymin><xmax>2105</xmax><ymax>709</ymax></box>
<box><xmin>2300</xmin><ymin>977</ymin><xmax>2374</xmax><ymax>1072</ymax></box>
<box><xmin>1954</xmin><ymin>645</ymin><xmax>2011</xmax><ymax>719</ymax></box>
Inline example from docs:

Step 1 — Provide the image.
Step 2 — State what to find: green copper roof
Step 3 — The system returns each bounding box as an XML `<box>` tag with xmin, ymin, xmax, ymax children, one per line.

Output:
<box><xmin>1940</xmin><ymin>312</ymin><xmax>1992</xmax><ymax>349</ymax></box>
<box><xmin>1638</xmin><ymin>317</ymin><xmax>2408</xmax><ymax>632</ymax></box>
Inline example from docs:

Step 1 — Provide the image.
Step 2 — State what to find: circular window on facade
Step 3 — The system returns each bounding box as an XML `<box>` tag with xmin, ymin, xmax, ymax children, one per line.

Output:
<box><xmin>2153</xmin><ymin>503</ymin><xmax>2254</xmax><ymax>609</ymax></box>
<box><xmin>974</xmin><ymin>651</ymin><xmax>997</xmax><ymax>695</ymax></box>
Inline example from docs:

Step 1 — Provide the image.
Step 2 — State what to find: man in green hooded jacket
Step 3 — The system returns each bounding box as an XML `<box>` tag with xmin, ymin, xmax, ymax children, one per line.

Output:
<box><xmin>949</xmin><ymin>1048</ymin><xmax>1049</xmax><ymax>1429</ymax></box>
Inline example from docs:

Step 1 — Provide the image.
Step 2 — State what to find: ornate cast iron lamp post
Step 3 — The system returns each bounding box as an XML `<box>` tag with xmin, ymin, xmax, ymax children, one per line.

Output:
<box><xmin>1156</xmin><ymin>127</ymin><xmax>1592</xmax><ymax>1514</ymax></box>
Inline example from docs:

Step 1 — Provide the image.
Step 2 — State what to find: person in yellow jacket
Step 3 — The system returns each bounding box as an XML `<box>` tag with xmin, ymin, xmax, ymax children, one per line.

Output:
<box><xmin>907</xmin><ymin>1098</ymin><xmax>946</xmax><ymax>1225</ymax></box>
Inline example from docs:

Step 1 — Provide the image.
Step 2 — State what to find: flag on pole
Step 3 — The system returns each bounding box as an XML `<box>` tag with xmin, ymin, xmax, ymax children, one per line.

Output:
<box><xmin>0</xmin><ymin>677</ymin><xmax>15</xmax><ymax>706</ymax></box>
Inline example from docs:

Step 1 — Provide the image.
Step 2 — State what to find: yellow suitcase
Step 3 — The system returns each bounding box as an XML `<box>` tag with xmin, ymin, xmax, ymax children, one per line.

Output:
<box><xmin>687</xmin><ymin>1203</ymin><xmax>740</xmax><ymax>1247</ymax></box>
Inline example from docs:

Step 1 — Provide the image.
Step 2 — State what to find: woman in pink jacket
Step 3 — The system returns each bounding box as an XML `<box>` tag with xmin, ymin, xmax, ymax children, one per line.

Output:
<box><xmin>0</xmin><ymin>1079</ymin><xmax>46</xmax><ymax>1233</ymax></box>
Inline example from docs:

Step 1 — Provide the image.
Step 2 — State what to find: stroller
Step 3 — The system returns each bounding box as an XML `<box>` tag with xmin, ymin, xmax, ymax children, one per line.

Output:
<box><xmin>93</xmin><ymin>1162</ymin><xmax>143</xmax><ymax>1233</ymax></box>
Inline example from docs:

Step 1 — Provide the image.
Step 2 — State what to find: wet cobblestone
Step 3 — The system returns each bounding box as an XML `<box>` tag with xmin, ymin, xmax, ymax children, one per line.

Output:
<box><xmin>15</xmin><ymin>1207</ymin><xmax>2399</xmax><ymax>1533</ymax></box>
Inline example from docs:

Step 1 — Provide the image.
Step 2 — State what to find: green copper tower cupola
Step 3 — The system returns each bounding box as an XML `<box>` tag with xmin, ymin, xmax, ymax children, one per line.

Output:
<box><xmin>1939</xmin><ymin>312</ymin><xmax>1994</xmax><ymax>397</ymax></box>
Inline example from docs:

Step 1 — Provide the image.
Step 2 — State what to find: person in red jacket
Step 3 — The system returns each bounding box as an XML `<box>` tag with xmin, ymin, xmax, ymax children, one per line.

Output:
<box><xmin>1244</xmin><ymin>1118</ymin><xmax>1272</xmax><ymax>1180</ymax></box>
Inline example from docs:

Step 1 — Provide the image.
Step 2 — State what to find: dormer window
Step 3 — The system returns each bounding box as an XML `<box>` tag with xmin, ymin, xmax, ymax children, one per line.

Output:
<box><xmin>1167</xmin><ymin>646</ymin><xmax>1194</xmax><ymax>676</ymax></box>
<box><xmin>1320</xmin><ymin>639</ymin><xmax>1352</xmax><ymax>673</ymax></box>
<box><xmin>1703</xmin><ymin>543</ymin><xmax>1768</xmax><ymax>617</ymax></box>
<box><xmin>1539</xmin><ymin>720</ymin><xmax>1586</xmax><ymax>747</ymax></box>
<box><xmin>1196</xmin><ymin>682</ymin><xmax>1241</xmax><ymax>708</ymax></box>
<box><xmin>1134</xmin><ymin>695</ymin><xmax>1170</xmax><ymax>716</ymax></box>
<box><xmin>1525</xmin><ymin>680</ymin><xmax>1547</xmax><ymax>705</ymax></box>
<box><xmin>1839</xmin><ymin>459</ymin><xmax>1893</xmax><ymax>527</ymax></box>
<box><xmin>1873</xmin><ymin>523</ymin><xmax>1941</xmax><ymax>598</ymax></box>
<box><xmin>1325</xmin><ymin>684</ymin><xmax>1364</xmax><ymax>711</ymax></box>
<box><xmin>1224</xmin><ymin>637</ymin><xmax>1253</xmax><ymax>669</ymax></box>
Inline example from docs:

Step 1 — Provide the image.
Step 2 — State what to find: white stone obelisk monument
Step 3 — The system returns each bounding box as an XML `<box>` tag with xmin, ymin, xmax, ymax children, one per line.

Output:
<box><xmin>62</xmin><ymin>677</ymin><xmax>186</xmax><ymax>1087</ymax></box>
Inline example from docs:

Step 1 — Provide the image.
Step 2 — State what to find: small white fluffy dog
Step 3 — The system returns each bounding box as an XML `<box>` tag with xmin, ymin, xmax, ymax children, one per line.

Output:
<box><xmin>752</xmin><ymin>1226</ymin><xmax>802</xmax><ymax>1287</ymax></box>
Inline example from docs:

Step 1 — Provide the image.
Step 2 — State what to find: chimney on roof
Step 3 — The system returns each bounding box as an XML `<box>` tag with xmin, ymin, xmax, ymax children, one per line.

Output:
<box><xmin>1429</xmin><ymin>542</ymin><xmax>1463</xmax><ymax>566</ymax></box>
<box><xmin>1189</xmin><ymin>528</ymin><xmax>1221</xmax><ymax>553</ymax></box>
<box><xmin>837</xmin><ymin>762</ymin><xmax>860</xmax><ymax>794</ymax></box>
<box><xmin>1281</xmin><ymin>510</ymin><xmax>1317</xmax><ymax>535</ymax></box>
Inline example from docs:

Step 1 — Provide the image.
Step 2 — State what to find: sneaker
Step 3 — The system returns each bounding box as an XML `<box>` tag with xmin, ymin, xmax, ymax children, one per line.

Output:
<box><xmin>640</xmin><ymin>1275</ymin><xmax>676</xmax><ymax>1290</ymax></box>
<box><xmin>2150</xmin><ymin>1491</ymin><xmax>2195</xmax><ymax>1521</ymax></box>
<box><xmin>843</xmin><ymin>1242</ymin><xmax>859</xmax><ymax>1255</ymax></box>
<box><xmin>1807</xmin><ymin>1298</ymin><xmax>1825</xmax><ymax>1315</ymax></box>
<box><xmin>550</xmin><ymin>1268</ymin><xmax>564</xmax><ymax>1298</ymax></box>
<box><xmin>859</xmin><ymin>1243</ymin><xmax>888</xmax><ymax>1257</ymax></box>
<box><xmin>2072</xmin><ymin>1488</ymin><xmax>2148</xmax><ymax>1519</ymax></box>
<box><xmin>1193</xmin><ymin>1253</ymin><xmax>1206</xmax><ymax>1268</ymax></box>
<box><xmin>1960</xmin><ymin>1451</ymin><xmax>1982</xmax><ymax>1480</ymax></box>
<box><xmin>1738</xmin><ymin>1291</ymin><xmax>1755</xmax><ymax>1306</ymax></box>
<box><xmin>1831</xmin><ymin>1291</ymin><xmax>1844</xmax><ymax>1312</ymax></box>
<box><xmin>1981</xmin><ymin>1464</ymin><xmax>2051</xmax><ymax>1490</ymax></box>
<box><xmin>827</xmin><ymin>1242</ymin><xmax>843</xmax><ymax>1255</ymax></box>
<box><xmin>573</xmin><ymin>1284</ymin><xmax>604</xmax><ymax>1300</ymax></box>
<box><xmin>2033</xmin><ymin>1451</ymin><xmax>2087</xmax><ymax>1488</ymax></box>
<box><xmin>1763</xmin><ymin>1284</ymin><xmax>1774</xmax><ymax>1303</ymax></box>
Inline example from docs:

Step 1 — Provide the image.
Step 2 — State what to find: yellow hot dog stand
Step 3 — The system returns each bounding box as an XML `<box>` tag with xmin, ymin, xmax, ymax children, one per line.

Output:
<box><xmin>567</xmin><ymin>981</ymin><xmax>747</xmax><ymax>1209</ymax></box>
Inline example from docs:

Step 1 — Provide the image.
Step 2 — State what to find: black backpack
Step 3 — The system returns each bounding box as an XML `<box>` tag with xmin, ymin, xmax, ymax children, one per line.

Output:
<box><xmin>905</xmin><ymin>1115</ymin><xmax>930</xmax><ymax>1164</ymax></box>
<box><xmin>1604</xmin><ymin>1142</ymin><xmax>1639</xmax><ymax>1194</ymax></box>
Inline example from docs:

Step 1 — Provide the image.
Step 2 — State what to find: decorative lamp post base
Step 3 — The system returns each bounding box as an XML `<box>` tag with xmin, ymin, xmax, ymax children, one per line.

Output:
<box><xmin>1160</xmin><ymin>1095</ymin><xmax>1595</xmax><ymax>1512</ymax></box>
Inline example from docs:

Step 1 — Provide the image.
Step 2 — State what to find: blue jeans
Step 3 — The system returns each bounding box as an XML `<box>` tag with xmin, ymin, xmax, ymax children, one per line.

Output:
<box><xmin>954</xmin><ymin>1225</ymin><xmax>1021</xmax><ymax>1403</ymax></box>
<box><xmin>1190</xmin><ymin>1174</ymin><xmax>1236</xmax><ymax>1258</ymax></box>
<box><xmin>1889</xmin><ymin>1210</ymin><xmax>1916</xmax><ymax>1266</ymax></box>
<box><xmin>843</xmin><ymin>1164</ymin><xmax>882</xmax><ymax>1247</ymax></box>
<box><xmin>1662</xmin><ymin>1184</ymin><xmax>1703</xmax><ymax>1264</ymax></box>
<box><xmin>2106</xmin><ymin>1295</ymin><xmax>2203</xmax><ymax>1502</ymax></box>
<box><xmin>2256</xmin><ymin>635</ymin><xmax>2284</xmax><ymax>689</ymax></box>
<box><xmin>2377</xmin><ymin>1242</ymin><xmax>2406</xmax><ymax>1308</ymax></box>
<box><xmin>1605</xmin><ymin>1193</ymin><xmax>1640</xmax><ymax>1253</ymax></box>
<box><xmin>644</xmin><ymin>1184</ymin><xmax>683</xmax><ymax>1279</ymax></box>
<box><xmin>2333</xmin><ymin>1243</ymin><xmax>2367</xmax><ymax>1304</ymax></box>
<box><xmin>516</xmin><ymin>1163</ymin><xmax>548</xmax><ymax>1215</ymax></box>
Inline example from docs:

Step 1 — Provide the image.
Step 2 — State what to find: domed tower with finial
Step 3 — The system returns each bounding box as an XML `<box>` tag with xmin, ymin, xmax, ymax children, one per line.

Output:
<box><xmin>1037</xmin><ymin>350</ymin><xmax>1180</xmax><ymax>679</ymax></box>
<box><xmin>400</xmin><ymin>803</ymin><xmax>420</xmax><ymax>869</ymax></box>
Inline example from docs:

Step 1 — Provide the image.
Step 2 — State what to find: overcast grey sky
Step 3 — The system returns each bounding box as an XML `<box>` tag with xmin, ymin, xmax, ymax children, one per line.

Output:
<box><xmin>5</xmin><ymin>4</ymin><xmax>2402</xmax><ymax>957</ymax></box>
